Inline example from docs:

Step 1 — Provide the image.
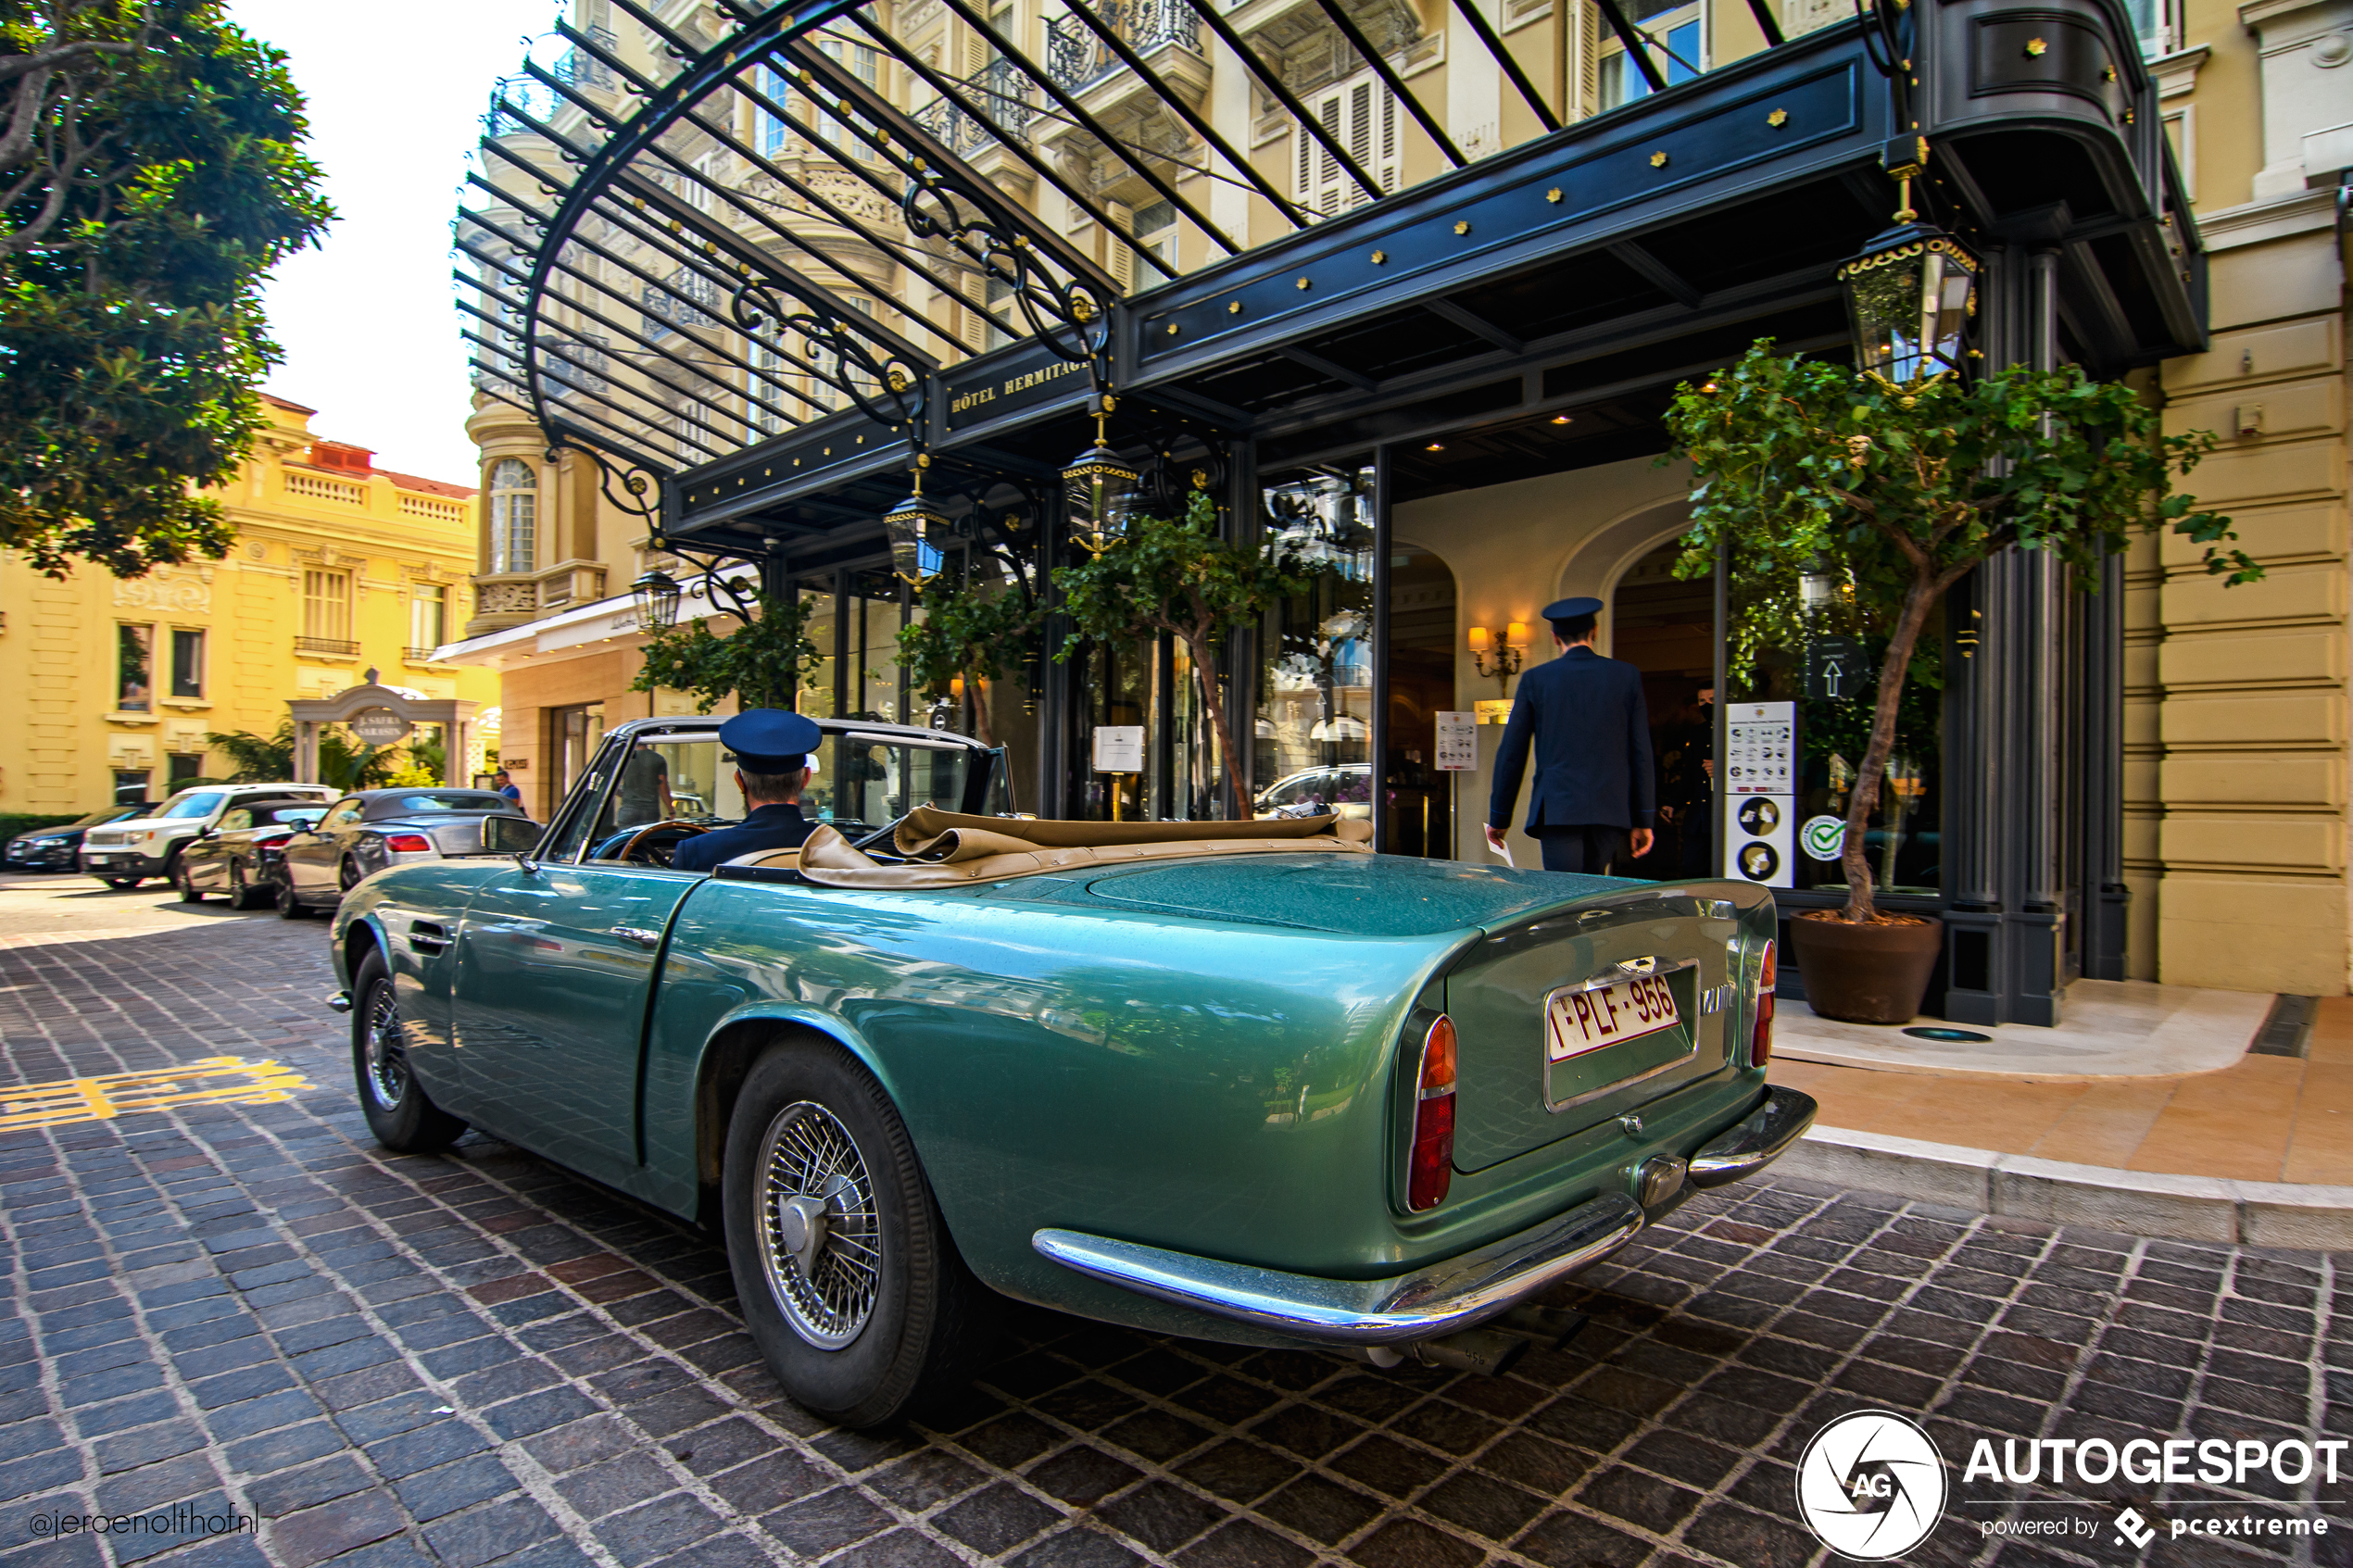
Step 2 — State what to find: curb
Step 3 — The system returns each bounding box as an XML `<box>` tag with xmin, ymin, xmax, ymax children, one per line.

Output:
<box><xmin>1782</xmin><ymin>1125</ymin><xmax>2353</xmax><ymax>1249</ymax></box>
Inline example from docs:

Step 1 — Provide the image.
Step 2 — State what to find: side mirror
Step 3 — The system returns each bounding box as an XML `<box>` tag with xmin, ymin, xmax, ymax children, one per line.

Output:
<box><xmin>485</xmin><ymin>816</ymin><xmax>545</xmax><ymax>858</ymax></box>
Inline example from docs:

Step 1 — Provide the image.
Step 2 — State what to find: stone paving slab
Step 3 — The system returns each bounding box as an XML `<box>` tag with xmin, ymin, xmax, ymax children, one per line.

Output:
<box><xmin>1</xmin><ymin>895</ymin><xmax>2350</xmax><ymax>1566</ymax></box>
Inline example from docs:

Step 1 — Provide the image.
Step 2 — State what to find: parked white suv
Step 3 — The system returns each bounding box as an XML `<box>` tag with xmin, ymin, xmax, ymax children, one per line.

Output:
<box><xmin>80</xmin><ymin>784</ymin><xmax>337</xmax><ymax>889</ymax></box>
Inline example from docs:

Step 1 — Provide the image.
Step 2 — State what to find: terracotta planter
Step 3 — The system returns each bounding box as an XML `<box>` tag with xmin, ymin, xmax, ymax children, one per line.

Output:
<box><xmin>1788</xmin><ymin>913</ymin><xmax>1944</xmax><ymax>1025</ymax></box>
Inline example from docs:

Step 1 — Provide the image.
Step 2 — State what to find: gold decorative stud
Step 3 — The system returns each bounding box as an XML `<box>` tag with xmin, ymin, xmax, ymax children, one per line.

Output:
<box><xmin>2025</xmin><ymin>36</ymin><xmax>2046</xmax><ymax>54</ymax></box>
<box><xmin>1296</xmin><ymin>277</ymin><xmax>1311</xmax><ymax>290</ymax></box>
<box><xmin>1650</xmin><ymin>151</ymin><xmax>1669</xmax><ymax>167</ymax></box>
<box><xmin>1453</xmin><ymin>220</ymin><xmax>1471</xmax><ymax>234</ymax></box>
<box><xmin>1166</xmin><ymin>322</ymin><xmax>1180</xmax><ymax>335</ymax></box>
<box><xmin>2103</xmin><ymin>65</ymin><xmax>2117</xmax><ymax>81</ymax></box>
<box><xmin>1768</xmin><ymin>108</ymin><xmax>1788</xmax><ymax>127</ymax></box>
<box><xmin>1370</xmin><ymin>249</ymin><xmax>1387</xmax><ymax>263</ymax></box>
<box><xmin>1546</xmin><ymin>187</ymin><xmax>1563</xmax><ymax>203</ymax></box>
<box><xmin>1227</xmin><ymin>300</ymin><xmax>1242</xmax><ymax>314</ymax></box>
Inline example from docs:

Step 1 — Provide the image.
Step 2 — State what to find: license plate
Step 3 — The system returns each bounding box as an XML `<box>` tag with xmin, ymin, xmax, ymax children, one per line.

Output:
<box><xmin>1545</xmin><ymin>973</ymin><xmax>1683</xmax><ymax>1062</ymax></box>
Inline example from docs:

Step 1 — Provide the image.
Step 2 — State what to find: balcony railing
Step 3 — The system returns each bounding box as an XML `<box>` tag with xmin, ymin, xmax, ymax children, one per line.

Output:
<box><xmin>912</xmin><ymin>60</ymin><xmax>1039</xmax><ymax>153</ymax></box>
<box><xmin>1043</xmin><ymin>0</ymin><xmax>1202</xmax><ymax>94</ymax></box>
<box><xmin>403</xmin><ymin>646</ymin><xmax>448</xmax><ymax>663</ymax></box>
<box><xmin>295</xmin><ymin>636</ymin><xmax>360</xmax><ymax>658</ymax></box>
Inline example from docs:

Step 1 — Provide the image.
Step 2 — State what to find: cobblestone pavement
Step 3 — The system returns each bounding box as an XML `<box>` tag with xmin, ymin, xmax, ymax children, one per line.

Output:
<box><xmin>3</xmin><ymin>883</ymin><xmax>2350</xmax><ymax>1568</ymax></box>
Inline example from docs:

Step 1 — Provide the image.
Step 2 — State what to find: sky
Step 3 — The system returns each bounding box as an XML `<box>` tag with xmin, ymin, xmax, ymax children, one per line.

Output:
<box><xmin>227</xmin><ymin>0</ymin><xmax>559</xmax><ymax>485</ymax></box>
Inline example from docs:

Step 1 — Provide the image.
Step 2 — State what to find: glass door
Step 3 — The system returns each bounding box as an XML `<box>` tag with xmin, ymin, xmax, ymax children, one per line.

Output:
<box><xmin>1256</xmin><ymin>463</ymin><xmax>1377</xmax><ymax>827</ymax></box>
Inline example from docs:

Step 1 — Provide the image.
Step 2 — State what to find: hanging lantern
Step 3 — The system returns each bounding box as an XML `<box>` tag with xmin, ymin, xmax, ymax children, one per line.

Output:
<box><xmin>1063</xmin><ymin>399</ymin><xmax>1138</xmax><ymax>558</ymax></box>
<box><xmin>630</xmin><ymin>569</ymin><xmax>682</xmax><ymax>633</ymax></box>
<box><xmin>1836</xmin><ymin>150</ymin><xmax>1980</xmax><ymax>383</ymax></box>
<box><xmin>883</xmin><ymin>459</ymin><xmax>950</xmax><ymax>588</ymax></box>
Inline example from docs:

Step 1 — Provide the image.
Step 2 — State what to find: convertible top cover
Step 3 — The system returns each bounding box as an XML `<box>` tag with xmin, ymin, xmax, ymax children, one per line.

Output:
<box><xmin>796</xmin><ymin>808</ymin><xmax>1374</xmax><ymax>888</ymax></box>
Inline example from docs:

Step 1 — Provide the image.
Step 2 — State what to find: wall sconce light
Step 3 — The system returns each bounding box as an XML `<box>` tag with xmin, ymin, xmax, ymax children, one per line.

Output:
<box><xmin>1468</xmin><ymin>623</ymin><xmax>1527</xmax><ymax>694</ymax></box>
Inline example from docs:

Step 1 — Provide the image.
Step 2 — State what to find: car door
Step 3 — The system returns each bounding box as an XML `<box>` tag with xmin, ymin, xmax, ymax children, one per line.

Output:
<box><xmin>447</xmin><ymin>739</ymin><xmax>699</xmax><ymax>1187</ymax></box>
<box><xmin>186</xmin><ymin>809</ymin><xmax>248</xmax><ymax>891</ymax></box>
<box><xmin>286</xmin><ymin>797</ymin><xmax>364</xmax><ymax>896</ymax></box>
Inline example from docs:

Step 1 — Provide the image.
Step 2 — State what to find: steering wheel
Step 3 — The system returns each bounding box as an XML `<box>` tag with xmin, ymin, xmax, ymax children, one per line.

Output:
<box><xmin>615</xmin><ymin>819</ymin><xmax>710</xmax><ymax>865</ymax></box>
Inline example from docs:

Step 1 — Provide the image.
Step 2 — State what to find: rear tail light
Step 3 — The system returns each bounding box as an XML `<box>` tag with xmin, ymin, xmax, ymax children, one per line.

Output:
<box><xmin>384</xmin><ymin>834</ymin><xmax>433</xmax><ymax>853</ymax></box>
<box><xmin>1406</xmin><ymin>1014</ymin><xmax>1457</xmax><ymax>1211</ymax></box>
<box><xmin>1750</xmin><ymin>940</ymin><xmax>1778</xmax><ymax>1067</ymax></box>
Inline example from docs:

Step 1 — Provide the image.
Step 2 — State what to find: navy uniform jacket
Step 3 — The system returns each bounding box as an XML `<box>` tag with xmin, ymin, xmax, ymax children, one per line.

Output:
<box><xmin>672</xmin><ymin>803</ymin><xmax>816</xmax><ymax>872</ymax></box>
<box><xmin>1487</xmin><ymin>646</ymin><xmax>1657</xmax><ymax>832</ymax></box>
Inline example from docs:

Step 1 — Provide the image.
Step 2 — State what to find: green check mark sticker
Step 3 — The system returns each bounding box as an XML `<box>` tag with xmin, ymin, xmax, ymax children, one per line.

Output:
<box><xmin>1800</xmin><ymin>815</ymin><xmax>1845</xmax><ymax>860</ymax></box>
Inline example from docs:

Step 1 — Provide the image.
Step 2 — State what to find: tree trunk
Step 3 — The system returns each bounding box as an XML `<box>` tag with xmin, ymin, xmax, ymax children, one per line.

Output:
<box><xmin>965</xmin><ymin>673</ymin><xmax>996</xmax><ymax>748</ymax></box>
<box><xmin>1181</xmin><ymin>633</ymin><xmax>1249</xmax><ymax>814</ymax></box>
<box><xmin>1839</xmin><ymin>576</ymin><xmax>1939</xmax><ymax>923</ymax></box>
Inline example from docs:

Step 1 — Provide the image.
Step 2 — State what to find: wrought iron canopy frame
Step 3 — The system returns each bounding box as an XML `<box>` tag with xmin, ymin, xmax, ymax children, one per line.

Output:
<box><xmin>460</xmin><ymin>0</ymin><xmax>2204</xmax><ymax>564</ymax></box>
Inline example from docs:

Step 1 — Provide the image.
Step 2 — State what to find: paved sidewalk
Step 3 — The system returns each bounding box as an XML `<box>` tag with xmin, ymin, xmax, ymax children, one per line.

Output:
<box><xmin>1770</xmin><ymin>997</ymin><xmax>2353</xmax><ymax>1185</ymax></box>
<box><xmin>7</xmin><ymin>876</ymin><xmax>2353</xmax><ymax>1566</ymax></box>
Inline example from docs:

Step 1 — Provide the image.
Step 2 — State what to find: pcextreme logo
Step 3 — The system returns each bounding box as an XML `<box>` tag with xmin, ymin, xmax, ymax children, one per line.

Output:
<box><xmin>1795</xmin><ymin>1411</ymin><xmax>1948</xmax><ymax>1561</ymax></box>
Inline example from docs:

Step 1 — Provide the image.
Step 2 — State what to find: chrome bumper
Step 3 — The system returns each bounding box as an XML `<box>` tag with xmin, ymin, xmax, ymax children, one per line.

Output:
<box><xmin>1686</xmin><ymin>1086</ymin><xmax>1818</xmax><ymax>1188</ymax></box>
<box><xmin>1033</xmin><ymin>1192</ymin><xmax>1643</xmax><ymax>1347</ymax></box>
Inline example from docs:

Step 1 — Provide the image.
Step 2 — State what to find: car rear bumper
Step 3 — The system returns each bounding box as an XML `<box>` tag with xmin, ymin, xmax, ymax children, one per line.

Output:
<box><xmin>1686</xmin><ymin>1086</ymin><xmax>1818</xmax><ymax>1188</ymax></box>
<box><xmin>1032</xmin><ymin>1085</ymin><xmax>1818</xmax><ymax>1347</ymax></box>
<box><xmin>1034</xmin><ymin>1191</ymin><xmax>1645</xmax><ymax>1346</ymax></box>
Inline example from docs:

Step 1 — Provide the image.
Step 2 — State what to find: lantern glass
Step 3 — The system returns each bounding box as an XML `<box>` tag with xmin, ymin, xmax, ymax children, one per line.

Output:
<box><xmin>631</xmin><ymin>570</ymin><xmax>682</xmax><ymax>633</ymax></box>
<box><xmin>884</xmin><ymin>495</ymin><xmax>948</xmax><ymax>586</ymax></box>
<box><xmin>1841</xmin><ymin>228</ymin><xmax>1980</xmax><ymax>382</ymax></box>
<box><xmin>1062</xmin><ymin>444</ymin><xmax>1139</xmax><ymax>554</ymax></box>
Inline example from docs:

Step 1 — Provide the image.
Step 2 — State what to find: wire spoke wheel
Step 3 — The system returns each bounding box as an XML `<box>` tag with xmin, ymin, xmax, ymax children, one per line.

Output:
<box><xmin>361</xmin><ymin>985</ymin><xmax>409</xmax><ymax>1112</ymax></box>
<box><xmin>756</xmin><ymin>1101</ymin><xmax>881</xmax><ymax>1349</ymax></box>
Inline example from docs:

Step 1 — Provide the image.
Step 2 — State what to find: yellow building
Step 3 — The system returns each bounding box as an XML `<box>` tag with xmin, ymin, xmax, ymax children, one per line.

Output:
<box><xmin>0</xmin><ymin>395</ymin><xmax>499</xmax><ymax>813</ymax></box>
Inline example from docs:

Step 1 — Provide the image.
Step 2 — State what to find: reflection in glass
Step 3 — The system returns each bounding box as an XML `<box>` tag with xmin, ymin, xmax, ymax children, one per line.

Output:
<box><xmin>1256</xmin><ymin>465</ymin><xmax>1376</xmax><ymax>821</ymax></box>
<box><xmin>1726</xmin><ymin>559</ymin><xmax>1942</xmax><ymax>892</ymax></box>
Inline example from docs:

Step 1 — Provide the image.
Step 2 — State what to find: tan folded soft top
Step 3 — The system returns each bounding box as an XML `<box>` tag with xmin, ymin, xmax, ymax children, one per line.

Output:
<box><xmin>763</xmin><ymin>806</ymin><xmax>1373</xmax><ymax>888</ymax></box>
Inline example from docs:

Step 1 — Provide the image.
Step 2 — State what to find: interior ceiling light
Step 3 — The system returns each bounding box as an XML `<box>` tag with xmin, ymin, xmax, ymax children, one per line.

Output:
<box><xmin>1424</xmin><ymin>443</ymin><xmax>1445</xmax><ymax>452</ymax></box>
<box><xmin>1551</xmin><ymin>415</ymin><xmax>1574</xmax><ymax>425</ymax></box>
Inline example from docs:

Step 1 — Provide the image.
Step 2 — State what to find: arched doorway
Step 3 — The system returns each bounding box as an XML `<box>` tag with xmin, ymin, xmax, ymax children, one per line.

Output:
<box><xmin>1607</xmin><ymin>539</ymin><xmax>1715</xmax><ymax>878</ymax></box>
<box><xmin>1384</xmin><ymin>542</ymin><xmax>1458</xmax><ymax>858</ymax></box>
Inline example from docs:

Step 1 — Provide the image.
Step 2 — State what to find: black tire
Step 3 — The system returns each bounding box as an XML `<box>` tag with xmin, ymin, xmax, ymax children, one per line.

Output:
<box><xmin>174</xmin><ymin>859</ymin><xmax>205</xmax><ymax>903</ymax></box>
<box><xmin>722</xmin><ymin>1036</ymin><xmax>995</xmax><ymax>1429</ymax></box>
<box><xmin>103</xmin><ymin>876</ymin><xmax>141</xmax><ymax>890</ymax></box>
<box><xmin>338</xmin><ymin>856</ymin><xmax>364</xmax><ymax>893</ymax></box>
<box><xmin>228</xmin><ymin>864</ymin><xmax>259</xmax><ymax>910</ymax></box>
<box><xmin>275</xmin><ymin>873</ymin><xmax>308</xmax><ymax>920</ymax></box>
<box><xmin>351</xmin><ymin>949</ymin><xmax>466</xmax><ymax>1153</ymax></box>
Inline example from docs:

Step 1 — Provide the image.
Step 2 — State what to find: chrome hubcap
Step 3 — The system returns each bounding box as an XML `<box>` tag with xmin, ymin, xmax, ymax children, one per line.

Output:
<box><xmin>362</xmin><ymin>986</ymin><xmax>408</xmax><ymax>1111</ymax></box>
<box><xmin>755</xmin><ymin>1102</ymin><xmax>879</xmax><ymax>1349</ymax></box>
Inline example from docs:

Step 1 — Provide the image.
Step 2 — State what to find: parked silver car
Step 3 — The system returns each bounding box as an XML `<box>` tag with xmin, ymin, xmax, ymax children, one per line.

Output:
<box><xmin>272</xmin><ymin>789</ymin><xmax>542</xmax><ymax>918</ymax></box>
<box><xmin>80</xmin><ymin>784</ymin><xmax>337</xmax><ymax>889</ymax></box>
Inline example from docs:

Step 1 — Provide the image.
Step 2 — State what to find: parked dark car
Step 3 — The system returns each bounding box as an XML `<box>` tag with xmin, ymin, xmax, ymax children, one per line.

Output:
<box><xmin>273</xmin><ymin>789</ymin><xmax>542</xmax><ymax>918</ymax></box>
<box><xmin>5</xmin><ymin>805</ymin><xmax>153</xmax><ymax>872</ymax></box>
<box><xmin>174</xmin><ymin>803</ymin><xmax>330</xmax><ymax>908</ymax></box>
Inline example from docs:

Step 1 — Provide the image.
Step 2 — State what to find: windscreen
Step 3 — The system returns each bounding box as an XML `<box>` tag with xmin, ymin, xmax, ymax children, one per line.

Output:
<box><xmin>372</xmin><ymin>793</ymin><xmax>510</xmax><ymax>817</ymax></box>
<box><xmin>157</xmin><ymin>792</ymin><xmax>227</xmax><ymax>821</ymax></box>
<box><xmin>587</xmin><ymin>731</ymin><xmax>978</xmax><ymax>843</ymax></box>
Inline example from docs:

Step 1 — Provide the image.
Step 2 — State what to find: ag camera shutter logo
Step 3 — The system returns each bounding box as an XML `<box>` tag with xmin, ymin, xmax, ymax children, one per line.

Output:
<box><xmin>1795</xmin><ymin>1410</ymin><xmax>1947</xmax><ymax>1560</ymax></box>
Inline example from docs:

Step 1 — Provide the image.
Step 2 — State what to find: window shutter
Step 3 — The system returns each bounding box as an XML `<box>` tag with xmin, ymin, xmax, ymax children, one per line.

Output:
<box><xmin>1578</xmin><ymin>0</ymin><xmax>1600</xmax><ymax>118</ymax></box>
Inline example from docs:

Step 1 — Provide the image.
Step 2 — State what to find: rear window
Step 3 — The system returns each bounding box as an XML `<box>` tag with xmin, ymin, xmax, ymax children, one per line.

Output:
<box><xmin>371</xmin><ymin>793</ymin><xmax>510</xmax><ymax>817</ymax></box>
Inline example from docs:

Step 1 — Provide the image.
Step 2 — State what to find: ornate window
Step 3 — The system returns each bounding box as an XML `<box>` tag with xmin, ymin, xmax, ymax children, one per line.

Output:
<box><xmin>489</xmin><ymin>458</ymin><xmax>537</xmax><ymax>573</ymax></box>
<box><xmin>1296</xmin><ymin>74</ymin><xmax>1400</xmax><ymax>219</ymax></box>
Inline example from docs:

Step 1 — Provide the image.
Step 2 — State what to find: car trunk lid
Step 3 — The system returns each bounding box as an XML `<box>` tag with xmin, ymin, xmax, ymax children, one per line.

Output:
<box><xmin>1445</xmin><ymin>886</ymin><xmax>1752</xmax><ymax>1173</ymax></box>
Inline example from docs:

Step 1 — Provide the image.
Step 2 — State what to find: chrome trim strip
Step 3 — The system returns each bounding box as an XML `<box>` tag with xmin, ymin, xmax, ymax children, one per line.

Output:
<box><xmin>1032</xmin><ymin>1193</ymin><xmax>1644</xmax><ymax>1346</ymax></box>
<box><xmin>1686</xmin><ymin>1086</ymin><xmax>1818</xmax><ymax>1188</ymax></box>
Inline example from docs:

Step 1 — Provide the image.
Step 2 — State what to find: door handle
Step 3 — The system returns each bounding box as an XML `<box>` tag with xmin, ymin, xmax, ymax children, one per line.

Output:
<box><xmin>611</xmin><ymin>926</ymin><xmax>663</xmax><ymax>949</ymax></box>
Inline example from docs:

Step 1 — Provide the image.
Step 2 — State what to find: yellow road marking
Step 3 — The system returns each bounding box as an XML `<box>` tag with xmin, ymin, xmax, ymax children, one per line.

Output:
<box><xmin>0</xmin><ymin>1057</ymin><xmax>316</xmax><ymax>1132</ymax></box>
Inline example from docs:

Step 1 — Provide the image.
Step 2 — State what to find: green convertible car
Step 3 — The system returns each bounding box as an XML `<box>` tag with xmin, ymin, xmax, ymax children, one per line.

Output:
<box><xmin>330</xmin><ymin>714</ymin><xmax>1813</xmax><ymax>1428</ymax></box>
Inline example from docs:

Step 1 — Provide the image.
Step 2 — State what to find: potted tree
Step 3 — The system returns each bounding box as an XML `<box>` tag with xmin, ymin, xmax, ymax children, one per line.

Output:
<box><xmin>631</xmin><ymin>584</ymin><xmax>824</xmax><ymax>712</ymax></box>
<box><xmin>1664</xmin><ymin>342</ymin><xmax>2255</xmax><ymax>1022</ymax></box>
<box><xmin>1051</xmin><ymin>489</ymin><xmax>1312</xmax><ymax>814</ymax></box>
<box><xmin>896</xmin><ymin>569</ymin><xmax>1038</xmax><ymax>747</ymax></box>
